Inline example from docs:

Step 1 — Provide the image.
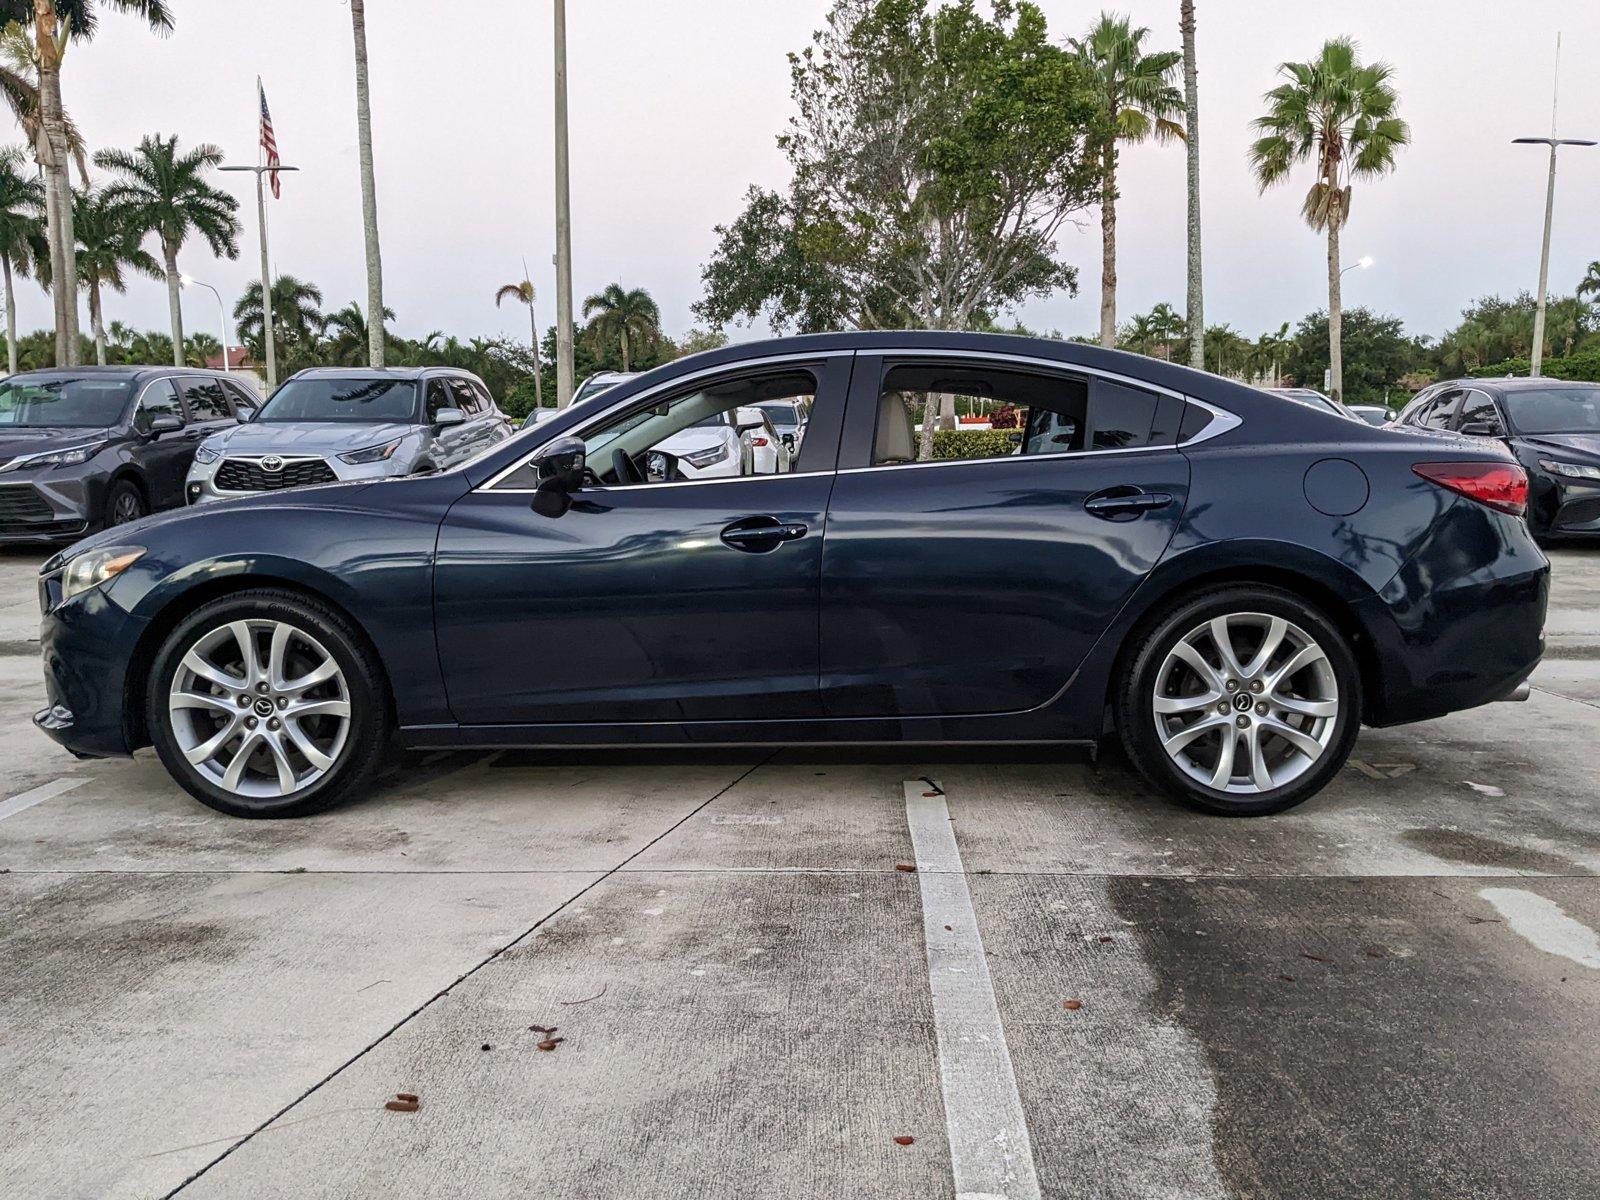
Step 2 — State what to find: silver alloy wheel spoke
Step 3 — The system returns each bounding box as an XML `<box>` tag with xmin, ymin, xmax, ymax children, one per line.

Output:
<box><xmin>169</xmin><ymin>617</ymin><xmax>351</xmax><ymax>801</ymax></box>
<box><xmin>1152</xmin><ymin>610</ymin><xmax>1339</xmax><ymax>796</ymax></box>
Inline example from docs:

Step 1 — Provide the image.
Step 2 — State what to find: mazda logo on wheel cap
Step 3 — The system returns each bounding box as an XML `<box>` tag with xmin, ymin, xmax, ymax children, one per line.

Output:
<box><xmin>1233</xmin><ymin>692</ymin><xmax>1254</xmax><ymax>713</ymax></box>
<box><xmin>260</xmin><ymin>455</ymin><xmax>284</xmax><ymax>473</ymax></box>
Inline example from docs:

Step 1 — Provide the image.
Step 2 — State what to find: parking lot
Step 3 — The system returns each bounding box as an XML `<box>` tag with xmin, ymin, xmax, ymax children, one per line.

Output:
<box><xmin>2</xmin><ymin>545</ymin><xmax>1598</xmax><ymax>1199</ymax></box>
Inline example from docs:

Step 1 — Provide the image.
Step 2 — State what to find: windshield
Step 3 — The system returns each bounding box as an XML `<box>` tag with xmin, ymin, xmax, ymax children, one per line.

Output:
<box><xmin>755</xmin><ymin>401</ymin><xmax>800</xmax><ymax>429</ymax></box>
<box><xmin>0</xmin><ymin>376</ymin><xmax>132</xmax><ymax>428</ymax></box>
<box><xmin>573</xmin><ymin>376</ymin><xmax>626</xmax><ymax>405</ymax></box>
<box><xmin>1503</xmin><ymin>387</ymin><xmax>1600</xmax><ymax>435</ymax></box>
<box><xmin>258</xmin><ymin>378</ymin><xmax>418</xmax><ymax>423</ymax></box>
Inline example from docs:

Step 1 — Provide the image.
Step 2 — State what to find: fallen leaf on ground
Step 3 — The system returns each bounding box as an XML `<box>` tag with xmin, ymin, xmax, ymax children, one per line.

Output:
<box><xmin>385</xmin><ymin>1099</ymin><xmax>419</xmax><ymax>1113</ymax></box>
<box><xmin>893</xmin><ymin>1136</ymin><xmax>915</xmax><ymax>1146</ymax></box>
<box><xmin>895</xmin><ymin>862</ymin><xmax>917</xmax><ymax>873</ymax></box>
<box><xmin>943</xmin><ymin>924</ymin><xmax>952</xmax><ymax>931</ymax></box>
<box><xmin>1061</xmin><ymin>999</ymin><xmax>1083</xmax><ymax>1011</ymax></box>
<box><xmin>537</xmin><ymin>1038</ymin><xmax>565</xmax><ymax>1052</ymax></box>
<box><xmin>1365</xmin><ymin>949</ymin><xmax>1384</xmax><ymax>959</ymax></box>
<box><xmin>529</xmin><ymin>1024</ymin><xmax>558</xmax><ymax>1034</ymax></box>
<box><xmin>394</xmin><ymin>1092</ymin><xmax>418</xmax><ymax>1103</ymax></box>
<box><xmin>1099</xmin><ymin>936</ymin><xmax>1114</xmax><ymax>943</ymax></box>
<box><xmin>1278</xmin><ymin>975</ymin><xmax>1295</xmax><ymax>982</ymax></box>
<box><xmin>480</xmin><ymin>1044</ymin><xmax>492</xmax><ymax>1052</ymax></box>
<box><xmin>1299</xmin><ymin>952</ymin><xmax>1334</xmax><ymax>964</ymax></box>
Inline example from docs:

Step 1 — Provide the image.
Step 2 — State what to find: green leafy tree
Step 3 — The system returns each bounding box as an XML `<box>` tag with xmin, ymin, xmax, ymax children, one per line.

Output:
<box><xmin>582</xmin><ymin>283</ymin><xmax>661</xmax><ymax>373</ymax></box>
<box><xmin>1285</xmin><ymin>306</ymin><xmax>1415</xmax><ymax>404</ymax></box>
<box><xmin>183</xmin><ymin>330</ymin><xmax>220</xmax><ymax>368</ymax></box>
<box><xmin>0</xmin><ymin>143</ymin><xmax>43</xmax><ymax>373</ymax></box>
<box><xmin>697</xmin><ymin>0</ymin><xmax>1106</xmax><ymax>347</ymax></box>
<box><xmin>1250</xmin><ymin>37</ymin><xmax>1408</xmax><ymax>401</ymax></box>
<box><xmin>71</xmin><ymin>185</ymin><xmax>160</xmax><ymax>365</ymax></box>
<box><xmin>234</xmin><ymin>274</ymin><xmax>324</xmax><ymax>372</ymax></box>
<box><xmin>1203</xmin><ymin>322</ymin><xmax>1246</xmax><ymax>377</ymax></box>
<box><xmin>1577</xmin><ymin>262</ymin><xmax>1600</xmax><ymax>306</ymax></box>
<box><xmin>322</xmin><ymin>299</ymin><xmax>394</xmax><ymax>366</ymax></box>
<box><xmin>676</xmin><ymin>327</ymin><xmax>728</xmax><ymax>359</ymax></box>
<box><xmin>1070</xmin><ymin>12</ymin><xmax>1182</xmax><ymax>348</ymax></box>
<box><xmin>95</xmin><ymin>134</ymin><xmax>241</xmax><ymax>366</ymax></box>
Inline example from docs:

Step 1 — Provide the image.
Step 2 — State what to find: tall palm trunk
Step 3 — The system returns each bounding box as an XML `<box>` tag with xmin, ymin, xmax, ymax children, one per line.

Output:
<box><xmin>1098</xmin><ymin>141</ymin><xmax>1117</xmax><ymax>349</ymax></box>
<box><xmin>1180</xmin><ymin>0</ymin><xmax>1203</xmax><ymax>371</ymax></box>
<box><xmin>527</xmin><ymin>302</ymin><xmax>544</xmax><ymax>409</ymax></box>
<box><xmin>620</xmin><ymin>327</ymin><xmax>630</xmax><ymax>373</ymax></box>
<box><xmin>163</xmin><ymin>241</ymin><xmax>184</xmax><ymax>367</ymax></box>
<box><xmin>88</xmin><ymin>278</ymin><xmax>106</xmax><ymax>366</ymax></box>
<box><xmin>2</xmin><ymin>256</ymin><xmax>16</xmax><ymax>375</ymax></box>
<box><xmin>1326</xmin><ymin>211</ymin><xmax>1343</xmax><ymax>401</ymax></box>
<box><xmin>33</xmin><ymin>0</ymin><xmax>77</xmax><ymax>365</ymax></box>
<box><xmin>350</xmin><ymin>0</ymin><xmax>386</xmax><ymax>368</ymax></box>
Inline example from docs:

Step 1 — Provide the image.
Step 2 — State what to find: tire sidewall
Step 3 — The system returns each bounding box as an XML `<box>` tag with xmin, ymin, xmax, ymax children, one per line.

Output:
<box><xmin>146</xmin><ymin>591</ymin><xmax>385</xmax><ymax>818</ymax></box>
<box><xmin>1119</xmin><ymin>585</ymin><xmax>1362</xmax><ymax>817</ymax></box>
<box><xmin>104</xmin><ymin>480</ymin><xmax>146</xmax><ymax>528</ymax></box>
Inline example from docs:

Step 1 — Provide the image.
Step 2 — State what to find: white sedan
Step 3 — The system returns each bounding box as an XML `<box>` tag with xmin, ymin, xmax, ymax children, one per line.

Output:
<box><xmin>653</xmin><ymin>406</ymin><xmax>791</xmax><ymax>479</ymax></box>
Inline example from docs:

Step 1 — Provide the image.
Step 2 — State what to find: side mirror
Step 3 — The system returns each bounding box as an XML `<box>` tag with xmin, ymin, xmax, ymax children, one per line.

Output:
<box><xmin>1460</xmin><ymin>419</ymin><xmax>1501</xmax><ymax>437</ymax></box>
<box><xmin>433</xmin><ymin>407</ymin><xmax>467</xmax><ymax>429</ymax></box>
<box><xmin>235</xmin><ymin>408</ymin><xmax>256</xmax><ymax>424</ymax></box>
<box><xmin>145</xmin><ymin>414</ymin><xmax>184</xmax><ymax>436</ymax></box>
<box><xmin>531</xmin><ymin>435</ymin><xmax>585</xmax><ymax>518</ymax></box>
<box><xmin>734</xmin><ymin>406</ymin><xmax>766</xmax><ymax>434</ymax></box>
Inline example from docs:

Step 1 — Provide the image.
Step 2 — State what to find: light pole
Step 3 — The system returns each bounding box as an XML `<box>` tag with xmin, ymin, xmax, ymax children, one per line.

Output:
<box><xmin>1341</xmin><ymin>254</ymin><xmax>1374</xmax><ymax>280</ymax></box>
<box><xmin>553</xmin><ymin>0</ymin><xmax>575</xmax><ymax>408</ymax></box>
<box><xmin>1513</xmin><ymin>136</ymin><xmax>1595</xmax><ymax>375</ymax></box>
<box><xmin>180</xmin><ymin>275</ymin><xmax>233</xmax><ymax>372</ymax></box>
<box><xmin>220</xmin><ymin>163</ymin><xmax>300</xmax><ymax>391</ymax></box>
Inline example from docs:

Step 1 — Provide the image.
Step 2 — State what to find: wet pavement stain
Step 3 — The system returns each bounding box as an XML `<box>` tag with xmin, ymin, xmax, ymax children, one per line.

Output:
<box><xmin>1399</xmin><ymin>828</ymin><xmax>1589</xmax><ymax>875</ymax></box>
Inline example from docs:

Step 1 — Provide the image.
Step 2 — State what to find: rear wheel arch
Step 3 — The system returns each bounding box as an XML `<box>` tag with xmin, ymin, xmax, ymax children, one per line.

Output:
<box><xmin>123</xmin><ymin>574</ymin><xmax>396</xmax><ymax>750</ymax></box>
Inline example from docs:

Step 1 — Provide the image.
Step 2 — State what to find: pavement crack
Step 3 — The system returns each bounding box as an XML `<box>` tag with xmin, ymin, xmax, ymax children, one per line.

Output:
<box><xmin>159</xmin><ymin>752</ymin><xmax>777</xmax><ymax>1198</ymax></box>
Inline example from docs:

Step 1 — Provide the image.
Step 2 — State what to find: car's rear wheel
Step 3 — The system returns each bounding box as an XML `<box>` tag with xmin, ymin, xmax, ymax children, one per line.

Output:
<box><xmin>146</xmin><ymin>589</ymin><xmax>390</xmax><ymax>818</ymax></box>
<box><xmin>105</xmin><ymin>479</ymin><xmax>147</xmax><ymax>527</ymax></box>
<box><xmin>1116</xmin><ymin>585</ymin><xmax>1361</xmax><ymax>816</ymax></box>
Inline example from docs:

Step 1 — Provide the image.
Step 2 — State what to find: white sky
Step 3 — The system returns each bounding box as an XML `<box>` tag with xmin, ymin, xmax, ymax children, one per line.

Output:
<box><xmin>20</xmin><ymin>0</ymin><xmax>1600</xmax><ymax>349</ymax></box>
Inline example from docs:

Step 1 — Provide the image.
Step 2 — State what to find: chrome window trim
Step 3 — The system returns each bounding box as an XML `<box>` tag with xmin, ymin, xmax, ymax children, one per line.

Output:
<box><xmin>478</xmin><ymin>346</ymin><xmax>1242</xmax><ymax>493</ymax></box>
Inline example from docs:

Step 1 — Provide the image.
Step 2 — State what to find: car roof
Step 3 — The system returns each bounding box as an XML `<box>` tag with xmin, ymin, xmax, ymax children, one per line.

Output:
<box><xmin>3</xmin><ymin>364</ymin><xmax>239</xmax><ymax>381</ymax></box>
<box><xmin>286</xmin><ymin>366</ymin><xmax>488</xmax><ymax>384</ymax></box>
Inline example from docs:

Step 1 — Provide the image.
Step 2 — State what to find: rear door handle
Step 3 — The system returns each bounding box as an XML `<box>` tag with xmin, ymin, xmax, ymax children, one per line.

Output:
<box><xmin>719</xmin><ymin>517</ymin><xmax>809</xmax><ymax>552</ymax></box>
<box><xmin>1084</xmin><ymin>489</ymin><xmax>1174</xmax><ymax>519</ymax></box>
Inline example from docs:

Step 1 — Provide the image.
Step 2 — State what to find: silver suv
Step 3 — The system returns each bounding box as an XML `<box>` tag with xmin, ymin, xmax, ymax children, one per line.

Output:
<box><xmin>186</xmin><ymin>367</ymin><xmax>512</xmax><ymax>504</ymax></box>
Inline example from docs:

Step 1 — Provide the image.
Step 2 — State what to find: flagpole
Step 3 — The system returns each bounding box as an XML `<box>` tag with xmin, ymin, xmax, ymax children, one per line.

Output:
<box><xmin>222</xmin><ymin>79</ymin><xmax>297</xmax><ymax>393</ymax></box>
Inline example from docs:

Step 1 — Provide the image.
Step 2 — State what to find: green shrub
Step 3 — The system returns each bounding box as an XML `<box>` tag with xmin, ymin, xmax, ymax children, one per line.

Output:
<box><xmin>1469</xmin><ymin>349</ymin><xmax>1600</xmax><ymax>383</ymax></box>
<box><xmin>931</xmin><ymin>428</ymin><xmax>1020</xmax><ymax>459</ymax></box>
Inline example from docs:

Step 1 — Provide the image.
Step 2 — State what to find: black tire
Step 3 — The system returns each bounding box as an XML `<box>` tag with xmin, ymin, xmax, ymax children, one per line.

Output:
<box><xmin>1115</xmin><ymin>584</ymin><xmax>1362</xmax><ymax>817</ymax></box>
<box><xmin>145</xmin><ymin>588</ymin><xmax>391</xmax><ymax>818</ymax></box>
<box><xmin>104</xmin><ymin>479</ymin><xmax>147</xmax><ymax>528</ymax></box>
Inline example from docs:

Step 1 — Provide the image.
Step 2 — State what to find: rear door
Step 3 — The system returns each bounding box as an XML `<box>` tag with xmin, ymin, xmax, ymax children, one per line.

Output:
<box><xmin>818</xmin><ymin>353</ymin><xmax>1190</xmax><ymax>717</ymax></box>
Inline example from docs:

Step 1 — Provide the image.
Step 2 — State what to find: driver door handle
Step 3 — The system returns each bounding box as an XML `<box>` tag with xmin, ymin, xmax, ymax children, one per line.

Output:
<box><xmin>719</xmin><ymin>517</ymin><xmax>808</xmax><ymax>552</ymax></box>
<box><xmin>1084</xmin><ymin>488</ymin><xmax>1173</xmax><ymax>518</ymax></box>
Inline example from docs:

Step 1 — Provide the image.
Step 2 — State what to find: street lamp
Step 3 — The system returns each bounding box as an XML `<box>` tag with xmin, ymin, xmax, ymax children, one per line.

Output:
<box><xmin>1341</xmin><ymin>255</ymin><xmax>1375</xmax><ymax>279</ymax></box>
<box><xmin>180</xmin><ymin>274</ymin><xmax>233</xmax><ymax>373</ymax></box>
<box><xmin>1513</xmin><ymin>136</ymin><xmax>1596</xmax><ymax>375</ymax></box>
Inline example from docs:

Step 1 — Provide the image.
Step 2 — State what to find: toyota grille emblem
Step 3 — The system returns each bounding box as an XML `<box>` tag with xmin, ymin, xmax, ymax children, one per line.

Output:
<box><xmin>260</xmin><ymin>455</ymin><xmax>284</xmax><ymax>473</ymax></box>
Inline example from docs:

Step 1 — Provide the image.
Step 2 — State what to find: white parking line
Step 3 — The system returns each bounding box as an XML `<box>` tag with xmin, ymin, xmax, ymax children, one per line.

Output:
<box><xmin>1480</xmin><ymin>887</ymin><xmax>1600</xmax><ymax>970</ymax></box>
<box><xmin>904</xmin><ymin>779</ymin><xmax>1041</xmax><ymax>1200</ymax></box>
<box><xmin>0</xmin><ymin>777</ymin><xmax>87</xmax><ymax>823</ymax></box>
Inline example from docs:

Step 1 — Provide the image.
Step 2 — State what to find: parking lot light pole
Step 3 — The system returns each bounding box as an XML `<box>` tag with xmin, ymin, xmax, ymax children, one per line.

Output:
<box><xmin>1341</xmin><ymin>255</ymin><xmax>1374</xmax><ymax>279</ymax></box>
<box><xmin>180</xmin><ymin>275</ymin><xmax>233</xmax><ymax>373</ymax></box>
<box><xmin>1513</xmin><ymin>136</ymin><xmax>1595</xmax><ymax>375</ymax></box>
<box><xmin>553</xmin><ymin>0</ymin><xmax>575</xmax><ymax>408</ymax></box>
<box><xmin>220</xmin><ymin>163</ymin><xmax>299</xmax><ymax>391</ymax></box>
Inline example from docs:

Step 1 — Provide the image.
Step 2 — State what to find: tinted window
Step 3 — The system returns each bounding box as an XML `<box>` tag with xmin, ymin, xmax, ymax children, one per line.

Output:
<box><xmin>449</xmin><ymin>379</ymin><xmax>483</xmax><ymax>415</ymax></box>
<box><xmin>222</xmin><ymin>380</ymin><xmax>259</xmax><ymax>416</ymax></box>
<box><xmin>424</xmin><ymin>379</ymin><xmax>454</xmax><ymax>422</ymax></box>
<box><xmin>1456</xmin><ymin>390</ymin><xmax>1503</xmax><ymax>434</ymax></box>
<box><xmin>259</xmin><ymin>378</ymin><xmax>418</xmax><ymax>423</ymax></box>
<box><xmin>871</xmin><ymin>364</ymin><xmax>1165</xmax><ymax>465</ymax></box>
<box><xmin>1502</xmin><ymin>387</ymin><xmax>1600</xmax><ymax>435</ymax></box>
<box><xmin>134</xmin><ymin>379</ymin><xmax>182</xmax><ymax>432</ymax></box>
<box><xmin>756</xmin><ymin>400</ymin><xmax>804</xmax><ymax>430</ymax></box>
<box><xmin>1421</xmin><ymin>391</ymin><xmax>1461</xmax><ymax>430</ymax></box>
<box><xmin>182</xmin><ymin>379</ymin><xmax>232</xmax><ymax>422</ymax></box>
<box><xmin>0</xmin><ymin>375</ymin><xmax>132</xmax><ymax>427</ymax></box>
<box><xmin>471</xmin><ymin>381</ymin><xmax>498</xmax><ymax>415</ymax></box>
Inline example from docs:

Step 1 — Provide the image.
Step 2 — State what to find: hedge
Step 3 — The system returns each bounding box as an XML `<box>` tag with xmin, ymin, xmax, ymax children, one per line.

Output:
<box><xmin>931</xmin><ymin>428</ymin><xmax>1021</xmax><ymax>459</ymax></box>
<box><xmin>1469</xmin><ymin>349</ymin><xmax>1600</xmax><ymax>383</ymax></box>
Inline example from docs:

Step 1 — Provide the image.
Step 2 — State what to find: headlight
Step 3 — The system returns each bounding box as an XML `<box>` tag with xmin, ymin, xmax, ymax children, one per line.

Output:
<box><xmin>1538</xmin><ymin>458</ymin><xmax>1600</xmax><ymax>481</ymax></box>
<box><xmin>0</xmin><ymin>441</ymin><xmax>106</xmax><ymax>472</ymax></box>
<box><xmin>339</xmin><ymin>438</ymin><xmax>405</xmax><ymax>465</ymax></box>
<box><xmin>59</xmin><ymin>545</ymin><xmax>146</xmax><ymax>605</ymax></box>
<box><xmin>682</xmin><ymin>442</ymin><xmax>731</xmax><ymax>468</ymax></box>
<box><xmin>192</xmin><ymin>443</ymin><xmax>222</xmax><ymax>465</ymax></box>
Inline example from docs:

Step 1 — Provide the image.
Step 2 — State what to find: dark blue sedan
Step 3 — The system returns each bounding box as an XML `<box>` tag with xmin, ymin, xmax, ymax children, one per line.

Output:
<box><xmin>34</xmin><ymin>332</ymin><xmax>1549</xmax><ymax>818</ymax></box>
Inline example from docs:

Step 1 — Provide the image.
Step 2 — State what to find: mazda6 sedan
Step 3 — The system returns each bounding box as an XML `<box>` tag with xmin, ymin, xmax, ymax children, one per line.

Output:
<box><xmin>35</xmin><ymin>332</ymin><xmax>1549</xmax><ymax>819</ymax></box>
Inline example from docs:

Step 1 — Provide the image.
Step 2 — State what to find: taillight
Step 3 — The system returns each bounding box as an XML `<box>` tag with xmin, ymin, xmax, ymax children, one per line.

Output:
<box><xmin>1412</xmin><ymin>461</ymin><xmax>1528</xmax><ymax>516</ymax></box>
<box><xmin>750</xmin><ymin>436</ymin><xmax>769</xmax><ymax>447</ymax></box>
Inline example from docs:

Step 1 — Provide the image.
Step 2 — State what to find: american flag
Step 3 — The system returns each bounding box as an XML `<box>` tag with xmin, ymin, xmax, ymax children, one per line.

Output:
<box><xmin>258</xmin><ymin>80</ymin><xmax>281</xmax><ymax>198</ymax></box>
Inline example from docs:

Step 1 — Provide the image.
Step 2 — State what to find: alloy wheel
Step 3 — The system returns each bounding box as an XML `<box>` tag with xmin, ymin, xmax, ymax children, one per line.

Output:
<box><xmin>112</xmin><ymin>492</ymin><xmax>144</xmax><ymax>524</ymax></box>
<box><xmin>168</xmin><ymin>619</ymin><xmax>352</xmax><ymax>799</ymax></box>
<box><xmin>1151</xmin><ymin>611</ymin><xmax>1339</xmax><ymax>795</ymax></box>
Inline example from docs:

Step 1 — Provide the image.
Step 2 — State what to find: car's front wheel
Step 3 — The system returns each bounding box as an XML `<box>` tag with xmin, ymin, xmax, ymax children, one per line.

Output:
<box><xmin>1116</xmin><ymin>585</ymin><xmax>1361</xmax><ymax>816</ymax></box>
<box><xmin>146</xmin><ymin>589</ymin><xmax>390</xmax><ymax>818</ymax></box>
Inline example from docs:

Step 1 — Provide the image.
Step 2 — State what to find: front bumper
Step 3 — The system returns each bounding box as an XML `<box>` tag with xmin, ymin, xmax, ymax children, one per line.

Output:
<box><xmin>1528</xmin><ymin>471</ymin><xmax>1600</xmax><ymax>537</ymax></box>
<box><xmin>0</xmin><ymin>475</ymin><xmax>95</xmax><ymax>543</ymax></box>
<box><xmin>187</xmin><ymin>452</ymin><xmax>408</xmax><ymax>504</ymax></box>
<box><xmin>34</xmin><ymin>582</ymin><xmax>149</xmax><ymax>757</ymax></box>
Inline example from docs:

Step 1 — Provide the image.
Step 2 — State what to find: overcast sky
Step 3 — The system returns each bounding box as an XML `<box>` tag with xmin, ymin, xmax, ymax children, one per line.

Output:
<box><xmin>23</xmin><ymin>0</ymin><xmax>1600</xmax><ymax>351</ymax></box>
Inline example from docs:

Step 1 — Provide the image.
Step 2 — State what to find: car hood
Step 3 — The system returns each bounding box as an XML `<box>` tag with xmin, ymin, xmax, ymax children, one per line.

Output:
<box><xmin>656</xmin><ymin>429</ymin><xmax>731</xmax><ymax>455</ymax></box>
<box><xmin>204</xmin><ymin>421</ymin><xmax>416</xmax><ymax>456</ymax></box>
<box><xmin>0</xmin><ymin>426</ymin><xmax>116</xmax><ymax>467</ymax></box>
<box><xmin>1519</xmin><ymin>433</ymin><xmax>1600</xmax><ymax>465</ymax></box>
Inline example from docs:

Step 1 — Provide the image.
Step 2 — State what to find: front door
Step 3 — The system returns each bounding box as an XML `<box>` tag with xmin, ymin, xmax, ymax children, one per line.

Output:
<box><xmin>433</xmin><ymin>355</ymin><xmax>850</xmax><ymax>725</ymax></box>
<box><xmin>130</xmin><ymin>379</ymin><xmax>192</xmax><ymax>508</ymax></box>
<box><xmin>819</xmin><ymin>354</ymin><xmax>1190</xmax><ymax>717</ymax></box>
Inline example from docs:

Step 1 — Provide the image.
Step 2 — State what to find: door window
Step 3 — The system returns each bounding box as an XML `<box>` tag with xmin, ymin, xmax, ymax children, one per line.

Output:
<box><xmin>182</xmin><ymin>378</ymin><xmax>232</xmax><ymax>422</ymax></box>
<box><xmin>134</xmin><ymin>379</ymin><xmax>183</xmax><ymax>432</ymax></box>
<box><xmin>424</xmin><ymin>379</ymin><xmax>455</xmax><ymax>422</ymax></box>
<box><xmin>1420</xmin><ymin>390</ymin><xmax>1462</xmax><ymax>430</ymax></box>
<box><xmin>870</xmin><ymin>363</ymin><xmax>1169</xmax><ymax>466</ymax></box>
<box><xmin>1456</xmin><ymin>390</ymin><xmax>1504</xmax><ymax>435</ymax></box>
<box><xmin>449</xmin><ymin>379</ymin><xmax>484</xmax><ymax>415</ymax></box>
<box><xmin>222</xmin><ymin>380</ymin><xmax>260</xmax><ymax>417</ymax></box>
<box><xmin>575</xmin><ymin>369</ymin><xmax>818</xmax><ymax>485</ymax></box>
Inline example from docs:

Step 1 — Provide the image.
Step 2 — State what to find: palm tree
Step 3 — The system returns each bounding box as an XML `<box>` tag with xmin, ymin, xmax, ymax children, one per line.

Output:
<box><xmin>322</xmin><ymin>300</ymin><xmax>395</xmax><ymax>366</ymax></box>
<box><xmin>0</xmin><ymin>144</ymin><xmax>43</xmax><ymax>374</ymax></box>
<box><xmin>95</xmin><ymin>134</ymin><xmax>241</xmax><ymax>367</ymax></box>
<box><xmin>1252</xmin><ymin>321</ymin><xmax>1293</xmax><ymax>385</ymax></box>
<box><xmin>1147</xmin><ymin>301</ymin><xmax>1186</xmax><ymax>360</ymax></box>
<box><xmin>349</xmin><ymin>0</ymin><xmax>385</xmax><ymax>367</ymax></box>
<box><xmin>71</xmin><ymin>185</ymin><xmax>160</xmax><ymax>365</ymax></box>
<box><xmin>1250</xmin><ymin>38</ymin><xmax>1408</xmax><ymax>402</ymax></box>
<box><xmin>183</xmin><ymin>330</ymin><xmax>220</xmax><ymax>368</ymax></box>
<box><xmin>582</xmin><ymin>283</ymin><xmax>660</xmax><ymax>373</ymax></box>
<box><xmin>1070</xmin><ymin>13</ymin><xmax>1183</xmax><ymax>349</ymax></box>
<box><xmin>1578</xmin><ymin>262</ymin><xmax>1600</xmax><ymax>306</ymax></box>
<box><xmin>234</xmin><ymin>274</ymin><xmax>324</xmax><ymax>365</ymax></box>
<box><xmin>0</xmin><ymin>1</ymin><xmax>174</xmax><ymax>364</ymax></box>
<box><xmin>1204</xmin><ymin>323</ymin><xmax>1246</xmax><ymax>378</ymax></box>
<box><xmin>1179</xmin><ymin>0</ymin><xmax>1203</xmax><ymax>370</ymax></box>
<box><xmin>494</xmin><ymin>277</ymin><xmax>544</xmax><ymax>409</ymax></box>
